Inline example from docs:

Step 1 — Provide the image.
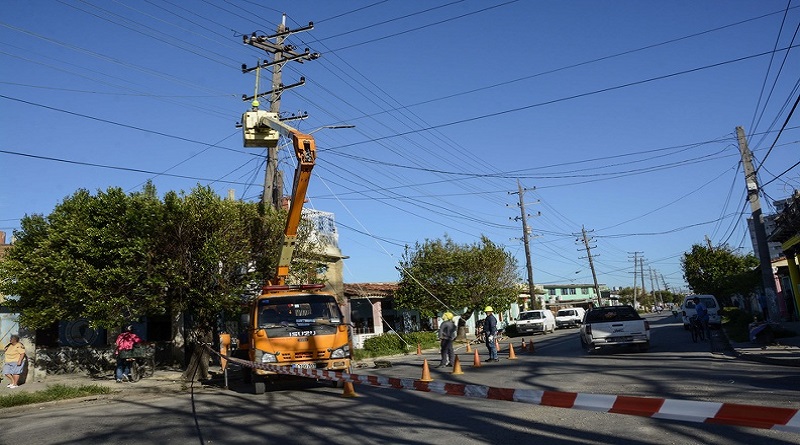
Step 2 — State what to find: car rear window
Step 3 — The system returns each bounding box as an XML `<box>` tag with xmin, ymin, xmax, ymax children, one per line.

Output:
<box><xmin>585</xmin><ymin>306</ymin><xmax>641</xmax><ymax>323</ymax></box>
<box><xmin>557</xmin><ymin>310</ymin><xmax>576</xmax><ymax>316</ymax></box>
<box><xmin>519</xmin><ymin>312</ymin><xmax>543</xmax><ymax>320</ymax></box>
<box><xmin>685</xmin><ymin>298</ymin><xmax>717</xmax><ymax>309</ymax></box>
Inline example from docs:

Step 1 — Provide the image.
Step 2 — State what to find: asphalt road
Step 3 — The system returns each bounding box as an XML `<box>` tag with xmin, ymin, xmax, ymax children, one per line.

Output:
<box><xmin>2</xmin><ymin>313</ymin><xmax>798</xmax><ymax>444</ymax></box>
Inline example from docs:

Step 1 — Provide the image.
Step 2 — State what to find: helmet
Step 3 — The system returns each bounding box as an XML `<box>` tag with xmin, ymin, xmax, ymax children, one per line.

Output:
<box><xmin>443</xmin><ymin>312</ymin><xmax>454</xmax><ymax>320</ymax></box>
<box><xmin>484</xmin><ymin>306</ymin><xmax>494</xmax><ymax>312</ymax></box>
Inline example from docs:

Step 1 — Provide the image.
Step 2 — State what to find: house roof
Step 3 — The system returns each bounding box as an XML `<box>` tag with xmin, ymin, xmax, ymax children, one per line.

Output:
<box><xmin>343</xmin><ymin>282</ymin><xmax>398</xmax><ymax>298</ymax></box>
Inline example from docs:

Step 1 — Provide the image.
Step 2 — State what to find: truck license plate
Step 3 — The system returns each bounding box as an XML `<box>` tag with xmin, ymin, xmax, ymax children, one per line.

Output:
<box><xmin>292</xmin><ymin>363</ymin><xmax>316</xmax><ymax>369</ymax></box>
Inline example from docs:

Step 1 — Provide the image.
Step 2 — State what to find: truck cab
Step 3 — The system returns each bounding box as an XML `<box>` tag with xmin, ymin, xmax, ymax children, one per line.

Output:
<box><xmin>245</xmin><ymin>288</ymin><xmax>351</xmax><ymax>393</ymax></box>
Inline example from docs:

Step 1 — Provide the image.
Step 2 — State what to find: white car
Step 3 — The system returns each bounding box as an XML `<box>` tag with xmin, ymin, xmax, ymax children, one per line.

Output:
<box><xmin>556</xmin><ymin>307</ymin><xmax>586</xmax><ymax>329</ymax></box>
<box><xmin>681</xmin><ymin>294</ymin><xmax>721</xmax><ymax>329</ymax></box>
<box><xmin>515</xmin><ymin>310</ymin><xmax>556</xmax><ymax>335</ymax></box>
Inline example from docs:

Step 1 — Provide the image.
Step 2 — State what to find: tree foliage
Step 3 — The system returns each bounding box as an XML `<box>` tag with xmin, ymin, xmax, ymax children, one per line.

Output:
<box><xmin>395</xmin><ymin>235</ymin><xmax>520</xmax><ymax>318</ymax></box>
<box><xmin>0</xmin><ymin>183</ymin><xmax>321</xmax><ymax>377</ymax></box>
<box><xmin>681</xmin><ymin>243</ymin><xmax>760</xmax><ymax>306</ymax></box>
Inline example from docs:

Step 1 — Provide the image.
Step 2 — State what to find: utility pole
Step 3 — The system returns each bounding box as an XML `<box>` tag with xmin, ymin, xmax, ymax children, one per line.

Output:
<box><xmin>660</xmin><ymin>273</ymin><xmax>669</xmax><ymax>294</ymax></box>
<box><xmin>242</xmin><ymin>16</ymin><xmax>318</xmax><ymax>209</ymax></box>
<box><xmin>640</xmin><ymin>255</ymin><xmax>647</xmax><ymax>302</ymax></box>
<box><xmin>578</xmin><ymin>226</ymin><xmax>603</xmax><ymax>307</ymax></box>
<box><xmin>509</xmin><ymin>180</ymin><xmax>539</xmax><ymax>310</ymax></box>
<box><xmin>649</xmin><ymin>267</ymin><xmax>662</xmax><ymax>308</ymax></box>
<box><xmin>736</xmin><ymin>126</ymin><xmax>778</xmax><ymax>320</ymax></box>
<box><xmin>629</xmin><ymin>252</ymin><xmax>642</xmax><ymax>309</ymax></box>
<box><xmin>660</xmin><ymin>273</ymin><xmax>672</xmax><ymax>307</ymax></box>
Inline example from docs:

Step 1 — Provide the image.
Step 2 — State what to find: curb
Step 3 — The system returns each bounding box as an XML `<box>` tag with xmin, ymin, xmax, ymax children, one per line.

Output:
<box><xmin>719</xmin><ymin>328</ymin><xmax>800</xmax><ymax>368</ymax></box>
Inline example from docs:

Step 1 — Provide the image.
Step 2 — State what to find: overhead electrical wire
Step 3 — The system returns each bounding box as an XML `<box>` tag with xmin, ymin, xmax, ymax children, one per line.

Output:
<box><xmin>5</xmin><ymin>2</ymin><xmax>798</xmax><ymax>289</ymax></box>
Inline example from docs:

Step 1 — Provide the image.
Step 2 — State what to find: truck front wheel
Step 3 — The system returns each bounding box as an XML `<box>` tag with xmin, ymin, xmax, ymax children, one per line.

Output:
<box><xmin>253</xmin><ymin>379</ymin><xmax>266</xmax><ymax>394</ymax></box>
<box><xmin>580</xmin><ymin>336</ymin><xmax>594</xmax><ymax>354</ymax></box>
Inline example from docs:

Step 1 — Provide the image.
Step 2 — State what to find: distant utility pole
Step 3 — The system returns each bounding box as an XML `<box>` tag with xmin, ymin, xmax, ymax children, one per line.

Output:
<box><xmin>242</xmin><ymin>15</ymin><xmax>318</xmax><ymax>209</ymax></box>
<box><xmin>649</xmin><ymin>267</ymin><xmax>662</xmax><ymax>307</ymax></box>
<box><xmin>660</xmin><ymin>274</ymin><xmax>670</xmax><ymax>295</ymax></box>
<box><xmin>640</xmin><ymin>255</ymin><xmax>647</xmax><ymax>300</ymax></box>
<box><xmin>629</xmin><ymin>252</ymin><xmax>642</xmax><ymax>309</ymax></box>
<box><xmin>509</xmin><ymin>180</ymin><xmax>539</xmax><ymax>310</ymax></box>
<box><xmin>577</xmin><ymin>226</ymin><xmax>602</xmax><ymax>307</ymax></box>
<box><xmin>736</xmin><ymin>126</ymin><xmax>778</xmax><ymax>320</ymax></box>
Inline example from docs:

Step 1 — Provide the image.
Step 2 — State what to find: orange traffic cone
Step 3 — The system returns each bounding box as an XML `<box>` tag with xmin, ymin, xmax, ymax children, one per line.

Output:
<box><xmin>508</xmin><ymin>343</ymin><xmax>518</xmax><ymax>360</ymax></box>
<box><xmin>528</xmin><ymin>339</ymin><xmax>535</xmax><ymax>353</ymax></box>
<box><xmin>466</xmin><ymin>341</ymin><xmax>472</xmax><ymax>353</ymax></box>
<box><xmin>341</xmin><ymin>381</ymin><xmax>357</xmax><ymax>397</ymax></box>
<box><xmin>451</xmin><ymin>355</ymin><xmax>464</xmax><ymax>375</ymax></box>
<box><xmin>419</xmin><ymin>359</ymin><xmax>434</xmax><ymax>382</ymax></box>
<box><xmin>472</xmin><ymin>349</ymin><xmax>482</xmax><ymax>367</ymax></box>
<box><xmin>416</xmin><ymin>343</ymin><xmax>421</xmax><ymax>355</ymax></box>
<box><xmin>521</xmin><ymin>338</ymin><xmax>526</xmax><ymax>351</ymax></box>
<box><xmin>495</xmin><ymin>338</ymin><xmax>501</xmax><ymax>352</ymax></box>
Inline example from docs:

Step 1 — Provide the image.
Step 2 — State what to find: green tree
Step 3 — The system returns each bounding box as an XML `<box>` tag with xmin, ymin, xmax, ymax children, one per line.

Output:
<box><xmin>395</xmin><ymin>235</ymin><xmax>520</xmax><ymax>320</ymax></box>
<box><xmin>0</xmin><ymin>184</ymin><xmax>321</xmax><ymax>379</ymax></box>
<box><xmin>681</xmin><ymin>243</ymin><xmax>760</xmax><ymax>306</ymax></box>
<box><xmin>1</xmin><ymin>185</ymin><xmax>168</xmax><ymax>329</ymax></box>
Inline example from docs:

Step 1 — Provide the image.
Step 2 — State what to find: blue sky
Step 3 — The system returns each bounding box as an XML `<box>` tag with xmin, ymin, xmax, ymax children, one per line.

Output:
<box><xmin>2</xmin><ymin>1</ymin><xmax>800</xmax><ymax>293</ymax></box>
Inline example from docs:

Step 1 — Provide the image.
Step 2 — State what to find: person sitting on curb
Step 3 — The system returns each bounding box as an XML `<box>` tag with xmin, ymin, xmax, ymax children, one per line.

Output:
<box><xmin>3</xmin><ymin>335</ymin><xmax>26</xmax><ymax>389</ymax></box>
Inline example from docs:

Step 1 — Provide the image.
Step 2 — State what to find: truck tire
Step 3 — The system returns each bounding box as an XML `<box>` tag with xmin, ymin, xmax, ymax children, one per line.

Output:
<box><xmin>242</xmin><ymin>368</ymin><xmax>252</xmax><ymax>384</ymax></box>
<box><xmin>253</xmin><ymin>379</ymin><xmax>266</xmax><ymax>395</ymax></box>
<box><xmin>580</xmin><ymin>337</ymin><xmax>594</xmax><ymax>354</ymax></box>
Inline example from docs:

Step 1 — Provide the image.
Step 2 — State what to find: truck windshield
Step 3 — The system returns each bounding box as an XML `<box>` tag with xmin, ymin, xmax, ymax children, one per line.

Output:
<box><xmin>258</xmin><ymin>294</ymin><xmax>343</xmax><ymax>328</ymax></box>
<box><xmin>557</xmin><ymin>310</ymin><xmax>575</xmax><ymax>317</ymax></box>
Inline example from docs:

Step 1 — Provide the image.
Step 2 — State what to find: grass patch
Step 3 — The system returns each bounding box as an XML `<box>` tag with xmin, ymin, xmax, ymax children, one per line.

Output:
<box><xmin>722</xmin><ymin>307</ymin><xmax>752</xmax><ymax>342</ymax></box>
<box><xmin>355</xmin><ymin>331</ymin><xmax>439</xmax><ymax>359</ymax></box>
<box><xmin>722</xmin><ymin>307</ymin><xmax>798</xmax><ymax>343</ymax></box>
<box><xmin>0</xmin><ymin>384</ymin><xmax>112</xmax><ymax>409</ymax></box>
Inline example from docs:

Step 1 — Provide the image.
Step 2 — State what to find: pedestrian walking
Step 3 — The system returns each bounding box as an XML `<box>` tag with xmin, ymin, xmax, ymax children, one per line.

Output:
<box><xmin>483</xmin><ymin>306</ymin><xmax>499</xmax><ymax>362</ymax></box>
<box><xmin>437</xmin><ymin>312</ymin><xmax>457</xmax><ymax>368</ymax></box>
<box><xmin>3</xmin><ymin>335</ymin><xmax>26</xmax><ymax>389</ymax></box>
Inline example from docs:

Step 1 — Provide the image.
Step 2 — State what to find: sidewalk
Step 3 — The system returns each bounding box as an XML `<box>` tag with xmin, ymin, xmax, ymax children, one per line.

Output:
<box><xmin>725</xmin><ymin>320</ymin><xmax>800</xmax><ymax>367</ymax></box>
<box><xmin>0</xmin><ymin>368</ymin><xmax>189</xmax><ymax>401</ymax></box>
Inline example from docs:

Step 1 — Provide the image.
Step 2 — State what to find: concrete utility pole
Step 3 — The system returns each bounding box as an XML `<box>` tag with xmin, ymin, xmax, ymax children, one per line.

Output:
<box><xmin>736</xmin><ymin>126</ymin><xmax>779</xmax><ymax>320</ymax></box>
<box><xmin>649</xmin><ymin>267</ymin><xmax>662</xmax><ymax>307</ymax></box>
<box><xmin>629</xmin><ymin>252</ymin><xmax>642</xmax><ymax>309</ymax></box>
<box><xmin>510</xmin><ymin>180</ymin><xmax>539</xmax><ymax>310</ymax></box>
<box><xmin>578</xmin><ymin>226</ymin><xmax>603</xmax><ymax>307</ymax></box>
<box><xmin>640</xmin><ymin>255</ymin><xmax>647</xmax><ymax>301</ymax></box>
<box><xmin>242</xmin><ymin>15</ymin><xmax>318</xmax><ymax>209</ymax></box>
<box><xmin>660</xmin><ymin>273</ymin><xmax>670</xmax><ymax>295</ymax></box>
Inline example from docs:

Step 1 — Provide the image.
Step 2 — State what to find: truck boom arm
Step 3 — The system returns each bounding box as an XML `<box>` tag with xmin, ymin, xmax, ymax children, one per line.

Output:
<box><xmin>244</xmin><ymin>110</ymin><xmax>317</xmax><ymax>286</ymax></box>
<box><xmin>274</xmin><ymin>130</ymin><xmax>316</xmax><ymax>285</ymax></box>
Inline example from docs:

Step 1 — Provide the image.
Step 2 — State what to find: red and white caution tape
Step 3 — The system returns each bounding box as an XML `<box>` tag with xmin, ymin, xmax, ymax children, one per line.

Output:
<box><xmin>210</xmin><ymin>347</ymin><xmax>800</xmax><ymax>433</ymax></box>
